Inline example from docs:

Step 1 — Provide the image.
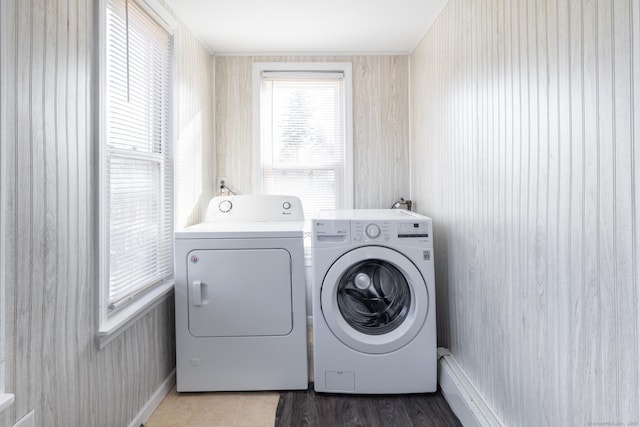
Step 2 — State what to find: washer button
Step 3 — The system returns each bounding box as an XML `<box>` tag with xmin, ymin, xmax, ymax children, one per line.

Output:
<box><xmin>283</xmin><ymin>201</ymin><xmax>291</xmax><ymax>210</ymax></box>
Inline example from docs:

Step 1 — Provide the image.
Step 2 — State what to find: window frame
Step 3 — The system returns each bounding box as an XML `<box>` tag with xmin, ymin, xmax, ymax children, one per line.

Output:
<box><xmin>97</xmin><ymin>0</ymin><xmax>177</xmax><ymax>347</ymax></box>
<box><xmin>252</xmin><ymin>62</ymin><xmax>354</xmax><ymax>213</ymax></box>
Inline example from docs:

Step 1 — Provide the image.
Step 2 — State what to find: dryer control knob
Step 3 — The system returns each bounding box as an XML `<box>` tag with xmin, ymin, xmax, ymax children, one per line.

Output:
<box><xmin>218</xmin><ymin>200</ymin><xmax>233</xmax><ymax>213</ymax></box>
<box><xmin>365</xmin><ymin>223</ymin><xmax>381</xmax><ymax>239</ymax></box>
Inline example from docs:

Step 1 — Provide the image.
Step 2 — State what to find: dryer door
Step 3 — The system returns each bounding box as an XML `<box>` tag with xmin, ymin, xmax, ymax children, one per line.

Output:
<box><xmin>320</xmin><ymin>246</ymin><xmax>428</xmax><ymax>354</ymax></box>
<box><xmin>187</xmin><ymin>248</ymin><xmax>293</xmax><ymax>337</ymax></box>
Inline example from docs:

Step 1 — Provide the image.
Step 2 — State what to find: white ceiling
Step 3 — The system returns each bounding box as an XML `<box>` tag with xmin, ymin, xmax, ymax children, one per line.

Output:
<box><xmin>161</xmin><ymin>0</ymin><xmax>448</xmax><ymax>54</ymax></box>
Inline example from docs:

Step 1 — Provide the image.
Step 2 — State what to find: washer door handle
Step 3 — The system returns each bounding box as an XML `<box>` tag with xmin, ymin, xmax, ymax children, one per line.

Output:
<box><xmin>191</xmin><ymin>280</ymin><xmax>209</xmax><ymax>306</ymax></box>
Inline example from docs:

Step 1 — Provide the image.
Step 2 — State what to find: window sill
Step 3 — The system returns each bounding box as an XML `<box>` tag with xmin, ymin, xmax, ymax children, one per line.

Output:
<box><xmin>0</xmin><ymin>393</ymin><xmax>14</xmax><ymax>413</ymax></box>
<box><xmin>96</xmin><ymin>281</ymin><xmax>174</xmax><ymax>349</ymax></box>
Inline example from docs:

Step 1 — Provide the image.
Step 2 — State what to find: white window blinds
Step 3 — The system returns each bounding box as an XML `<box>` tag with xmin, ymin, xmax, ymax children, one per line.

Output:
<box><xmin>102</xmin><ymin>0</ymin><xmax>173</xmax><ymax>313</ymax></box>
<box><xmin>258</xmin><ymin>71</ymin><xmax>350</xmax><ymax>219</ymax></box>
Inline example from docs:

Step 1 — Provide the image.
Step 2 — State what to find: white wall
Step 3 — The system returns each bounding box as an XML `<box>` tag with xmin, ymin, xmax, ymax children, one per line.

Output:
<box><xmin>174</xmin><ymin>17</ymin><xmax>215</xmax><ymax>229</ymax></box>
<box><xmin>411</xmin><ymin>0</ymin><xmax>640</xmax><ymax>425</ymax></box>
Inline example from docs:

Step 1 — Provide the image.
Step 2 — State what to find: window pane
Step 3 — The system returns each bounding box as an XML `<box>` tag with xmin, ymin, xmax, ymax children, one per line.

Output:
<box><xmin>263</xmin><ymin>168</ymin><xmax>340</xmax><ymax>218</ymax></box>
<box><xmin>269</xmin><ymin>80</ymin><xmax>343</xmax><ymax>167</ymax></box>
<box><xmin>108</xmin><ymin>157</ymin><xmax>172</xmax><ymax>303</ymax></box>
<box><xmin>261</xmin><ymin>76</ymin><xmax>346</xmax><ymax>219</ymax></box>
<box><xmin>104</xmin><ymin>0</ymin><xmax>173</xmax><ymax>311</ymax></box>
<box><xmin>106</xmin><ymin>0</ymin><xmax>172</xmax><ymax>155</ymax></box>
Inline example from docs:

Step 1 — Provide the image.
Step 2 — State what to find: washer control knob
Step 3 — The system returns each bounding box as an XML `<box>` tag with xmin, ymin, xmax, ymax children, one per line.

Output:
<box><xmin>218</xmin><ymin>200</ymin><xmax>232</xmax><ymax>213</ymax></box>
<box><xmin>283</xmin><ymin>201</ymin><xmax>291</xmax><ymax>210</ymax></box>
<box><xmin>365</xmin><ymin>223</ymin><xmax>381</xmax><ymax>239</ymax></box>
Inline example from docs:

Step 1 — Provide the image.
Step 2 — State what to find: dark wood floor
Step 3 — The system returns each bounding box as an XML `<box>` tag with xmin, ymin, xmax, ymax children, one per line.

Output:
<box><xmin>275</xmin><ymin>386</ymin><xmax>462</xmax><ymax>427</ymax></box>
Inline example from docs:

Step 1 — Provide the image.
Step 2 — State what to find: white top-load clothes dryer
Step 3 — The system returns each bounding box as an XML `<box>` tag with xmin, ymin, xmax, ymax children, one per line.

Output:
<box><xmin>174</xmin><ymin>195</ymin><xmax>308</xmax><ymax>391</ymax></box>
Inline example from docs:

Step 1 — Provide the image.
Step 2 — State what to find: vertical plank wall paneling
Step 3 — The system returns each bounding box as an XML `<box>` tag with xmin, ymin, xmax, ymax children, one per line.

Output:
<box><xmin>215</xmin><ymin>55</ymin><xmax>410</xmax><ymax>209</ymax></box>
<box><xmin>410</xmin><ymin>0</ymin><xmax>640</xmax><ymax>425</ymax></box>
<box><xmin>1</xmin><ymin>1</ymin><xmax>212</xmax><ymax>425</ymax></box>
<box><xmin>174</xmin><ymin>17</ymin><xmax>214</xmax><ymax>229</ymax></box>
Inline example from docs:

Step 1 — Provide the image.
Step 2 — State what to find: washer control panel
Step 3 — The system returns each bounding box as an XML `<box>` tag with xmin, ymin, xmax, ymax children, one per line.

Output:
<box><xmin>352</xmin><ymin>220</ymin><xmax>430</xmax><ymax>244</ymax></box>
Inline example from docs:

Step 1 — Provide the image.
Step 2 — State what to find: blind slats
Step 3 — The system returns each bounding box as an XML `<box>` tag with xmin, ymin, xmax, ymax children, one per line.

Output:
<box><xmin>104</xmin><ymin>0</ymin><xmax>173</xmax><ymax>312</ymax></box>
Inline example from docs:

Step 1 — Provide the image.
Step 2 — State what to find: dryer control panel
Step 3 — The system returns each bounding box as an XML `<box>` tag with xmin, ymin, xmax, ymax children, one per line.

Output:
<box><xmin>204</xmin><ymin>195</ymin><xmax>303</xmax><ymax>222</ymax></box>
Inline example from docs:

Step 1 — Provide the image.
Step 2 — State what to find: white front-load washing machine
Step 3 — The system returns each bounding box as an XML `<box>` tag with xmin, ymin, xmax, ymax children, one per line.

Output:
<box><xmin>312</xmin><ymin>209</ymin><xmax>437</xmax><ymax>394</ymax></box>
<box><xmin>174</xmin><ymin>195</ymin><xmax>308</xmax><ymax>392</ymax></box>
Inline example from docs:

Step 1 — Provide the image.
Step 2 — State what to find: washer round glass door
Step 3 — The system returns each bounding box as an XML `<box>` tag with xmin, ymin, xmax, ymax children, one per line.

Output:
<box><xmin>321</xmin><ymin>246</ymin><xmax>429</xmax><ymax>354</ymax></box>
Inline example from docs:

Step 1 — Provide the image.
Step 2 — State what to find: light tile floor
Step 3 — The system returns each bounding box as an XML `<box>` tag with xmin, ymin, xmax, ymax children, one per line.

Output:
<box><xmin>144</xmin><ymin>386</ymin><xmax>280</xmax><ymax>427</ymax></box>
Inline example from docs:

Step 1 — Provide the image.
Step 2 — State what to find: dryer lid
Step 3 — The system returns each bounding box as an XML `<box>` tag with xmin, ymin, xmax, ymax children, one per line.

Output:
<box><xmin>175</xmin><ymin>220</ymin><xmax>304</xmax><ymax>239</ymax></box>
<box><xmin>176</xmin><ymin>195</ymin><xmax>305</xmax><ymax>238</ymax></box>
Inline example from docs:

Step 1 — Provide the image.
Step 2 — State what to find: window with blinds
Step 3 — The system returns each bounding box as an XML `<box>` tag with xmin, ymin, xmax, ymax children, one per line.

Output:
<box><xmin>100</xmin><ymin>0</ymin><xmax>174</xmax><ymax>330</ymax></box>
<box><xmin>254</xmin><ymin>64</ymin><xmax>354</xmax><ymax>220</ymax></box>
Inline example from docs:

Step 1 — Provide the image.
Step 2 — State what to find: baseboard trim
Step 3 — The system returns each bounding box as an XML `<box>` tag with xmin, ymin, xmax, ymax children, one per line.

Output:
<box><xmin>437</xmin><ymin>348</ymin><xmax>503</xmax><ymax>427</ymax></box>
<box><xmin>128</xmin><ymin>368</ymin><xmax>176</xmax><ymax>427</ymax></box>
<box><xmin>13</xmin><ymin>411</ymin><xmax>34</xmax><ymax>427</ymax></box>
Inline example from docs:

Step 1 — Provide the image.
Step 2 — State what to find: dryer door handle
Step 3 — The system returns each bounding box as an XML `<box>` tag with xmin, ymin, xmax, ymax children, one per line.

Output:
<box><xmin>191</xmin><ymin>280</ymin><xmax>209</xmax><ymax>306</ymax></box>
